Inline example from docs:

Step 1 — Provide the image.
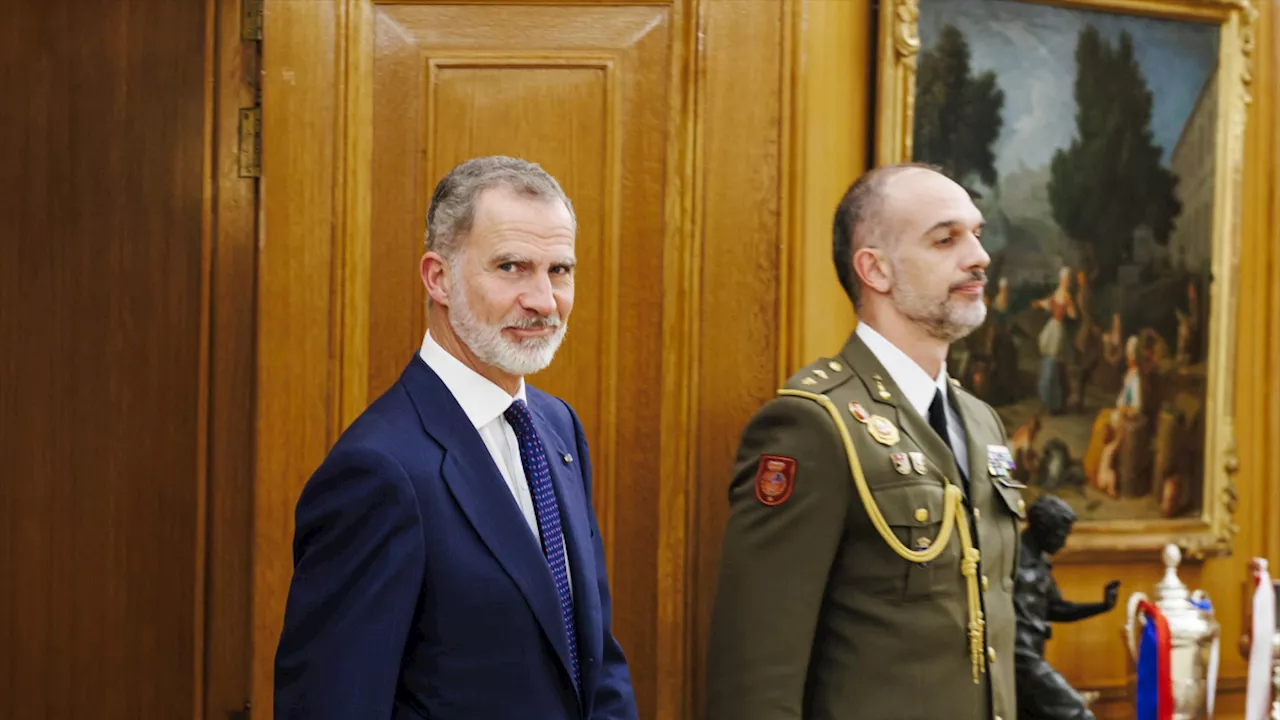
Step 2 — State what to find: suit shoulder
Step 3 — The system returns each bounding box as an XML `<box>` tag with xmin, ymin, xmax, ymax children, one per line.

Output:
<box><xmin>782</xmin><ymin>356</ymin><xmax>855</xmax><ymax>395</ymax></box>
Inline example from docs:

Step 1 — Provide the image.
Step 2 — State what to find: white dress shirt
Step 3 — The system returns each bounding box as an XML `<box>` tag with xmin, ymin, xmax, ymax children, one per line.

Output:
<box><xmin>419</xmin><ymin>332</ymin><xmax>571</xmax><ymax>583</ymax></box>
<box><xmin>855</xmin><ymin>322</ymin><xmax>970</xmax><ymax>473</ymax></box>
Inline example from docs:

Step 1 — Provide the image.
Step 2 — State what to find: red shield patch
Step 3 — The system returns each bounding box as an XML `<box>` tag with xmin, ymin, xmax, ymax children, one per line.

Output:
<box><xmin>754</xmin><ymin>455</ymin><xmax>797</xmax><ymax>507</ymax></box>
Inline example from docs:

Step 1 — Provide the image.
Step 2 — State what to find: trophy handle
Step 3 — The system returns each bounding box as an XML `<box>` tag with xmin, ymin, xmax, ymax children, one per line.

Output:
<box><xmin>1125</xmin><ymin>591</ymin><xmax>1150</xmax><ymax>660</ymax></box>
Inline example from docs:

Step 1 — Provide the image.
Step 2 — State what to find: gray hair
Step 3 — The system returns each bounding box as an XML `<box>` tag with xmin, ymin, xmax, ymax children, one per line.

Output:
<box><xmin>424</xmin><ymin>156</ymin><xmax>575</xmax><ymax>260</ymax></box>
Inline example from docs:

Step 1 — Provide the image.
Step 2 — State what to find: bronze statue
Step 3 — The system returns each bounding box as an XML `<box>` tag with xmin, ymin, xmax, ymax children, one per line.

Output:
<box><xmin>1015</xmin><ymin>495</ymin><xmax>1120</xmax><ymax>720</ymax></box>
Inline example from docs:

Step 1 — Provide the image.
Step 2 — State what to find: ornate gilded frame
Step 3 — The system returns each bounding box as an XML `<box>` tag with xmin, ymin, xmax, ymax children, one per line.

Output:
<box><xmin>874</xmin><ymin>0</ymin><xmax>1255</xmax><ymax>561</ymax></box>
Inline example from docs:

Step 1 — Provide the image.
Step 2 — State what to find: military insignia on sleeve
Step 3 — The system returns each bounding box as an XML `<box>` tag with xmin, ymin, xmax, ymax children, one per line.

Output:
<box><xmin>909</xmin><ymin>451</ymin><xmax>927</xmax><ymax>475</ymax></box>
<box><xmin>848</xmin><ymin>401</ymin><xmax>870</xmax><ymax>423</ymax></box>
<box><xmin>754</xmin><ymin>455</ymin><xmax>797</xmax><ymax>507</ymax></box>
<box><xmin>867</xmin><ymin>415</ymin><xmax>900</xmax><ymax>446</ymax></box>
<box><xmin>891</xmin><ymin>452</ymin><xmax>911</xmax><ymax>474</ymax></box>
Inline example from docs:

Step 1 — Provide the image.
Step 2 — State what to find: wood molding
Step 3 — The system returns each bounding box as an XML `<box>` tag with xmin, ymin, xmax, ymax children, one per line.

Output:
<box><xmin>777</xmin><ymin>0</ymin><xmax>803</xmax><ymax>382</ymax></box>
<box><xmin>657</xmin><ymin>1</ymin><xmax>701</xmax><ymax>718</ymax></box>
<box><xmin>1261</xmin><ymin>0</ymin><xmax>1280</xmax><ymax>567</ymax></box>
<box><xmin>785</xmin><ymin>0</ymin><xmax>868</xmax><ymax>366</ymax></box>
<box><xmin>253</xmin><ymin>1</ymin><xmax>340</xmax><ymax>712</ymax></box>
<box><xmin>195</xmin><ymin>0</ymin><xmax>217</xmax><ymax>715</ymax></box>
<box><xmin>337</xmin><ymin>0</ymin><xmax>374</xmax><ymax>434</ymax></box>
<box><xmin>203</xmin><ymin>0</ymin><xmax>261</xmax><ymax>716</ymax></box>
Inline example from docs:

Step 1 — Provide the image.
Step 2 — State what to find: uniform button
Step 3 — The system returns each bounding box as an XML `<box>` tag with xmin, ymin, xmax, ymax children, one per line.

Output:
<box><xmin>914</xmin><ymin>508</ymin><xmax>929</xmax><ymax>523</ymax></box>
<box><xmin>916</xmin><ymin>537</ymin><xmax>932</xmax><ymax>549</ymax></box>
<box><xmin>982</xmin><ymin>575</ymin><xmax>990</xmax><ymax>592</ymax></box>
<box><xmin>974</xmin><ymin>508</ymin><xmax>982</xmax><ymax>521</ymax></box>
<box><xmin>988</xmin><ymin>647</ymin><xmax>997</xmax><ymax>664</ymax></box>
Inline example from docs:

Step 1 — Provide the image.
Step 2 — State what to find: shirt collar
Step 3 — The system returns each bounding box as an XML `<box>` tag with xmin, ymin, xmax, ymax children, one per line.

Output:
<box><xmin>419</xmin><ymin>331</ymin><xmax>527</xmax><ymax>429</ymax></box>
<box><xmin>854</xmin><ymin>321</ymin><xmax>951</xmax><ymax>419</ymax></box>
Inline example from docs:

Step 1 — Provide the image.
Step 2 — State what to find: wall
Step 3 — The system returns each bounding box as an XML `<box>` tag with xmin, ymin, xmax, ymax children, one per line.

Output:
<box><xmin>248</xmin><ymin>0</ymin><xmax>1278</xmax><ymax>717</ymax></box>
<box><xmin>0</xmin><ymin>0</ymin><xmax>212</xmax><ymax>717</ymax></box>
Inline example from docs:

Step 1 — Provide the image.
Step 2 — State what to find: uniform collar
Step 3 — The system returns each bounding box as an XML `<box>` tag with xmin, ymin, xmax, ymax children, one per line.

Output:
<box><xmin>854</xmin><ymin>322</ymin><xmax>952</xmax><ymax>419</ymax></box>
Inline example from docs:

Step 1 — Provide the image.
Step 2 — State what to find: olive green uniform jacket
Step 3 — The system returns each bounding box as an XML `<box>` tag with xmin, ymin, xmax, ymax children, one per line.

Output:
<box><xmin>706</xmin><ymin>331</ymin><xmax>1026</xmax><ymax>720</ymax></box>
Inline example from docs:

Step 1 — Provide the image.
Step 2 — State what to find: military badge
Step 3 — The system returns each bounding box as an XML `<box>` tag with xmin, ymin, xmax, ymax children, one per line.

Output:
<box><xmin>891</xmin><ymin>452</ymin><xmax>911</xmax><ymax>474</ymax></box>
<box><xmin>909</xmin><ymin>451</ymin><xmax>927</xmax><ymax>475</ymax></box>
<box><xmin>986</xmin><ymin>445</ymin><xmax>1015</xmax><ymax>478</ymax></box>
<box><xmin>848</xmin><ymin>401</ymin><xmax>870</xmax><ymax>423</ymax></box>
<box><xmin>867</xmin><ymin>415</ymin><xmax>900</xmax><ymax>446</ymax></box>
<box><xmin>754</xmin><ymin>454</ymin><xmax>797</xmax><ymax>507</ymax></box>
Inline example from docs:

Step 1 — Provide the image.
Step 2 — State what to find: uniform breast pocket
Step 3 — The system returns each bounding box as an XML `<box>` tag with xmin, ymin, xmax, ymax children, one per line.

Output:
<box><xmin>856</xmin><ymin>480</ymin><xmax>959</xmax><ymax>600</ymax></box>
<box><xmin>992</xmin><ymin>482</ymin><xmax>1026</xmax><ymax>581</ymax></box>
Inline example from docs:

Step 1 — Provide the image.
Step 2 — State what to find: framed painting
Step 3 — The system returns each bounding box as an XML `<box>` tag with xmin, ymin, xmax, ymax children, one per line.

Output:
<box><xmin>875</xmin><ymin>0</ymin><xmax>1256</xmax><ymax>559</ymax></box>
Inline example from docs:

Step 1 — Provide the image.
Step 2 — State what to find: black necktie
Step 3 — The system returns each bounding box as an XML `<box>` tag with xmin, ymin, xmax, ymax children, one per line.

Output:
<box><xmin>929</xmin><ymin>389</ymin><xmax>967</xmax><ymax>487</ymax></box>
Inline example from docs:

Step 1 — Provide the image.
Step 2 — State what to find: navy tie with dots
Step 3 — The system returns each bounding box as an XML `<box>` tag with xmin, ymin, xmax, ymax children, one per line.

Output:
<box><xmin>503</xmin><ymin>399</ymin><xmax>580</xmax><ymax>693</ymax></box>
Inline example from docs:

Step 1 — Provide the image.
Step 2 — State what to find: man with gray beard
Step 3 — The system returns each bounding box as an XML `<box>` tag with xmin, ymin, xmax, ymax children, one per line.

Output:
<box><xmin>707</xmin><ymin>164</ymin><xmax>1025</xmax><ymax>720</ymax></box>
<box><xmin>275</xmin><ymin>156</ymin><xmax>637</xmax><ymax>720</ymax></box>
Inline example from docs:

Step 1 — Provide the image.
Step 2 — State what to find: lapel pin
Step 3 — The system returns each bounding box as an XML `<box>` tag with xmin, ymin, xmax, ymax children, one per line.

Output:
<box><xmin>909</xmin><ymin>451</ymin><xmax>927</xmax><ymax>475</ymax></box>
<box><xmin>563</xmin><ymin>453</ymin><xmax>573</xmax><ymax>463</ymax></box>
<box><xmin>801</xmin><ymin>377</ymin><xmax>818</xmax><ymax>386</ymax></box>
<box><xmin>872</xmin><ymin>375</ymin><xmax>892</xmax><ymax>400</ymax></box>
<box><xmin>814</xmin><ymin>369</ymin><xmax>829</xmax><ymax>380</ymax></box>
<box><xmin>828</xmin><ymin>361</ymin><xmax>843</xmax><ymax>372</ymax></box>
<box><xmin>848</xmin><ymin>401</ymin><xmax>870</xmax><ymax>423</ymax></box>
<box><xmin>891</xmin><ymin>452</ymin><xmax>911</xmax><ymax>475</ymax></box>
<box><xmin>867</xmin><ymin>415</ymin><xmax>900</xmax><ymax>446</ymax></box>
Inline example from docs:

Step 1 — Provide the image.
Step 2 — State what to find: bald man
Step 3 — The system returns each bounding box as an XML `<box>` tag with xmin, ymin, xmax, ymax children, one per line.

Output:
<box><xmin>706</xmin><ymin>164</ymin><xmax>1026</xmax><ymax>720</ymax></box>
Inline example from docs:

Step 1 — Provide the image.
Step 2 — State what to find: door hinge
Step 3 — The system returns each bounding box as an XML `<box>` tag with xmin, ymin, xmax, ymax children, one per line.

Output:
<box><xmin>238</xmin><ymin>106</ymin><xmax>262</xmax><ymax>178</ymax></box>
<box><xmin>241</xmin><ymin>0</ymin><xmax>263</xmax><ymax>41</ymax></box>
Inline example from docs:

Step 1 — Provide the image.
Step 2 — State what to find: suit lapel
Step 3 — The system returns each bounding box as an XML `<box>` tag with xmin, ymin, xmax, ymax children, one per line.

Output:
<box><xmin>399</xmin><ymin>357</ymin><xmax>576</xmax><ymax>690</ymax></box>
<box><xmin>530</xmin><ymin>400</ymin><xmax>600</xmax><ymax>703</ymax></box>
<box><xmin>839</xmin><ymin>333</ymin><xmax>964</xmax><ymax>493</ymax></box>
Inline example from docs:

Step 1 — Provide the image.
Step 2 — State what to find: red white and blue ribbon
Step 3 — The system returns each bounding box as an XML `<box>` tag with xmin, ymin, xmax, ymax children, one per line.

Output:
<box><xmin>1245</xmin><ymin>558</ymin><xmax>1275</xmax><ymax>720</ymax></box>
<box><xmin>1135</xmin><ymin>599</ymin><xmax>1174</xmax><ymax>720</ymax></box>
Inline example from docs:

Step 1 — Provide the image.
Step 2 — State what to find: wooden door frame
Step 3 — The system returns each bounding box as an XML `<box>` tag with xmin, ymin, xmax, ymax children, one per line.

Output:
<box><xmin>249</xmin><ymin>2</ymin><xmax>703</xmax><ymax>716</ymax></box>
<box><xmin>202</xmin><ymin>0</ymin><xmax>260</xmax><ymax>717</ymax></box>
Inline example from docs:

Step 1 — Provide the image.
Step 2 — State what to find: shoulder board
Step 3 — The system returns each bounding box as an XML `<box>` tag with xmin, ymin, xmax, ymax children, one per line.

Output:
<box><xmin>782</xmin><ymin>357</ymin><xmax>853</xmax><ymax>395</ymax></box>
<box><xmin>948</xmin><ymin>376</ymin><xmax>982</xmax><ymax>404</ymax></box>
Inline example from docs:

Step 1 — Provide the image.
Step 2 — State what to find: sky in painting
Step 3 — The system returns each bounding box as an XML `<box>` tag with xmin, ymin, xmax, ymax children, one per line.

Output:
<box><xmin>917</xmin><ymin>0</ymin><xmax>1220</xmax><ymax>176</ymax></box>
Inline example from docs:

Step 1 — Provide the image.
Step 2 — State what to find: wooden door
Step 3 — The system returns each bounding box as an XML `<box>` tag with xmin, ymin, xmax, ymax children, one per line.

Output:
<box><xmin>366</xmin><ymin>1</ymin><xmax>676</xmax><ymax>711</ymax></box>
<box><xmin>0</xmin><ymin>0</ymin><xmax>213</xmax><ymax>717</ymax></box>
<box><xmin>256</xmin><ymin>2</ymin><xmax>692</xmax><ymax>717</ymax></box>
<box><xmin>254</xmin><ymin>1</ymin><xmax>804</xmax><ymax>717</ymax></box>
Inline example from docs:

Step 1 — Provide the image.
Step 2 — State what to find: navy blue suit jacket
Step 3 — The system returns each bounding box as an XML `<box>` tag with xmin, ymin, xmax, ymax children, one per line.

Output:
<box><xmin>274</xmin><ymin>355</ymin><xmax>637</xmax><ymax>719</ymax></box>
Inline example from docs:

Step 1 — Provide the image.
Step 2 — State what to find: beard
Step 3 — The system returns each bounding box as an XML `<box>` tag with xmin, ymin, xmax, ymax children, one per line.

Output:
<box><xmin>447</xmin><ymin>274</ymin><xmax>568</xmax><ymax>377</ymax></box>
<box><xmin>891</xmin><ymin>259</ymin><xmax>987</xmax><ymax>343</ymax></box>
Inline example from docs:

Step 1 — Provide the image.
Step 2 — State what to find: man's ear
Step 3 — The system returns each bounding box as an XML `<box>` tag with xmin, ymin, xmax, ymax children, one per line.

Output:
<box><xmin>853</xmin><ymin>247</ymin><xmax>892</xmax><ymax>297</ymax></box>
<box><xmin>421</xmin><ymin>252</ymin><xmax>452</xmax><ymax>307</ymax></box>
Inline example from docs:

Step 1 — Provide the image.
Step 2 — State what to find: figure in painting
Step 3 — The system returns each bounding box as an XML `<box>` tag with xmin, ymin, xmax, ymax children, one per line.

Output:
<box><xmin>1097</xmin><ymin>313</ymin><xmax>1125</xmax><ymax>393</ymax></box>
<box><xmin>966</xmin><ymin>276</ymin><xmax>1015</xmax><ymax>403</ymax></box>
<box><xmin>1032</xmin><ymin>266</ymin><xmax>1078</xmax><ymax>415</ymax></box>
<box><xmin>1087</xmin><ymin>336</ymin><xmax>1153</xmax><ymax>499</ymax></box>
<box><xmin>1070</xmin><ymin>268</ymin><xmax>1100</xmax><ymax>413</ymax></box>
<box><xmin>1015</xmin><ymin>495</ymin><xmax>1120</xmax><ymax>720</ymax></box>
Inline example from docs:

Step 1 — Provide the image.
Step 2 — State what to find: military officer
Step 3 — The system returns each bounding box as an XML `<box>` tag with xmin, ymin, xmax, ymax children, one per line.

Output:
<box><xmin>706</xmin><ymin>163</ymin><xmax>1026</xmax><ymax>720</ymax></box>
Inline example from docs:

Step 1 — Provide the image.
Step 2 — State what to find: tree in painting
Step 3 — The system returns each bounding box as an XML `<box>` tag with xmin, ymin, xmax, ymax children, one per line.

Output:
<box><xmin>914</xmin><ymin>25</ymin><xmax>1005</xmax><ymax>191</ymax></box>
<box><xmin>1048</xmin><ymin>26</ymin><xmax>1182</xmax><ymax>281</ymax></box>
